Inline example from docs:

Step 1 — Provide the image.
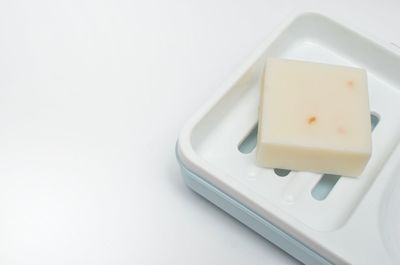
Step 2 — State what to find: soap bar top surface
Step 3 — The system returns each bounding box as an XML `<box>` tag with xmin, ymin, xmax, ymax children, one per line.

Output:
<box><xmin>260</xmin><ymin>58</ymin><xmax>371</xmax><ymax>154</ymax></box>
<box><xmin>257</xmin><ymin>58</ymin><xmax>372</xmax><ymax>176</ymax></box>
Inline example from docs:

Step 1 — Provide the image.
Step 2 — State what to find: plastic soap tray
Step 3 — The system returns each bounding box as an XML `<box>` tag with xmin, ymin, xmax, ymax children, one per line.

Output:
<box><xmin>176</xmin><ymin>13</ymin><xmax>400</xmax><ymax>265</ymax></box>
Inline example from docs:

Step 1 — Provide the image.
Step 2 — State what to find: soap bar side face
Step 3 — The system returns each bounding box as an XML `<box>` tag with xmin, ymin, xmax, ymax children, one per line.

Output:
<box><xmin>256</xmin><ymin>58</ymin><xmax>371</xmax><ymax>177</ymax></box>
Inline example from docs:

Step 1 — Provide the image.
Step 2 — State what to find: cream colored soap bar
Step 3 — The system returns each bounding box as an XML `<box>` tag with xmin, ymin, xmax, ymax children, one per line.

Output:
<box><xmin>256</xmin><ymin>58</ymin><xmax>372</xmax><ymax>177</ymax></box>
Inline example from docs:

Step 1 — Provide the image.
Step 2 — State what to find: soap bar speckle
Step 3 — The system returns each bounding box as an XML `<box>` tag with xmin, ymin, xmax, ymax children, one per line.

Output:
<box><xmin>347</xmin><ymin>80</ymin><xmax>354</xmax><ymax>87</ymax></box>
<box><xmin>307</xmin><ymin>116</ymin><xmax>317</xmax><ymax>125</ymax></box>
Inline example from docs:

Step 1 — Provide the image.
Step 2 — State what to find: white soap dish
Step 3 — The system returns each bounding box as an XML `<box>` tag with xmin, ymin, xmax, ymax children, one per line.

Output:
<box><xmin>176</xmin><ymin>12</ymin><xmax>400</xmax><ymax>265</ymax></box>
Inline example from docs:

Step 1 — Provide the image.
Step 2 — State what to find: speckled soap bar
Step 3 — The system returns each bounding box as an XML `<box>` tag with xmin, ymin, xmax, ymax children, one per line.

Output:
<box><xmin>256</xmin><ymin>58</ymin><xmax>372</xmax><ymax>177</ymax></box>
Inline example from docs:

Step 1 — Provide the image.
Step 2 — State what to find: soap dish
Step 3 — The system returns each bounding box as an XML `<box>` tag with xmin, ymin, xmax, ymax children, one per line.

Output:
<box><xmin>176</xmin><ymin>12</ymin><xmax>400</xmax><ymax>265</ymax></box>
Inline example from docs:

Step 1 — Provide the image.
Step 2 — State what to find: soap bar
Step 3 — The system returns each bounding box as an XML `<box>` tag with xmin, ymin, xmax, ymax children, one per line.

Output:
<box><xmin>256</xmin><ymin>58</ymin><xmax>372</xmax><ymax>177</ymax></box>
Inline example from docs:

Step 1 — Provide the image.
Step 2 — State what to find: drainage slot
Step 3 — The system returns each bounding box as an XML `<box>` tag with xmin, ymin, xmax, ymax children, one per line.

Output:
<box><xmin>274</xmin><ymin>168</ymin><xmax>291</xmax><ymax>177</ymax></box>
<box><xmin>371</xmin><ymin>112</ymin><xmax>380</xmax><ymax>131</ymax></box>
<box><xmin>311</xmin><ymin>174</ymin><xmax>341</xmax><ymax>200</ymax></box>
<box><xmin>238</xmin><ymin>124</ymin><xmax>258</xmax><ymax>154</ymax></box>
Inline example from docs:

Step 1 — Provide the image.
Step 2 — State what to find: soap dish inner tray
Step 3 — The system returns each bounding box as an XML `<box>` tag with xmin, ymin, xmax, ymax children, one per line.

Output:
<box><xmin>177</xmin><ymin>13</ymin><xmax>400</xmax><ymax>265</ymax></box>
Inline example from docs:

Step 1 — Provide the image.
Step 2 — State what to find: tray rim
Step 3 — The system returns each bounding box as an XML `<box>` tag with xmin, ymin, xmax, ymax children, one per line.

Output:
<box><xmin>176</xmin><ymin>144</ymin><xmax>332</xmax><ymax>265</ymax></box>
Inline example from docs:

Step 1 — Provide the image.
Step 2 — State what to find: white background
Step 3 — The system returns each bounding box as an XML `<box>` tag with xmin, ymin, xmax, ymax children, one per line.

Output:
<box><xmin>0</xmin><ymin>0</ymin><xmax>399</xmax><ymax>264</ymax></box>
